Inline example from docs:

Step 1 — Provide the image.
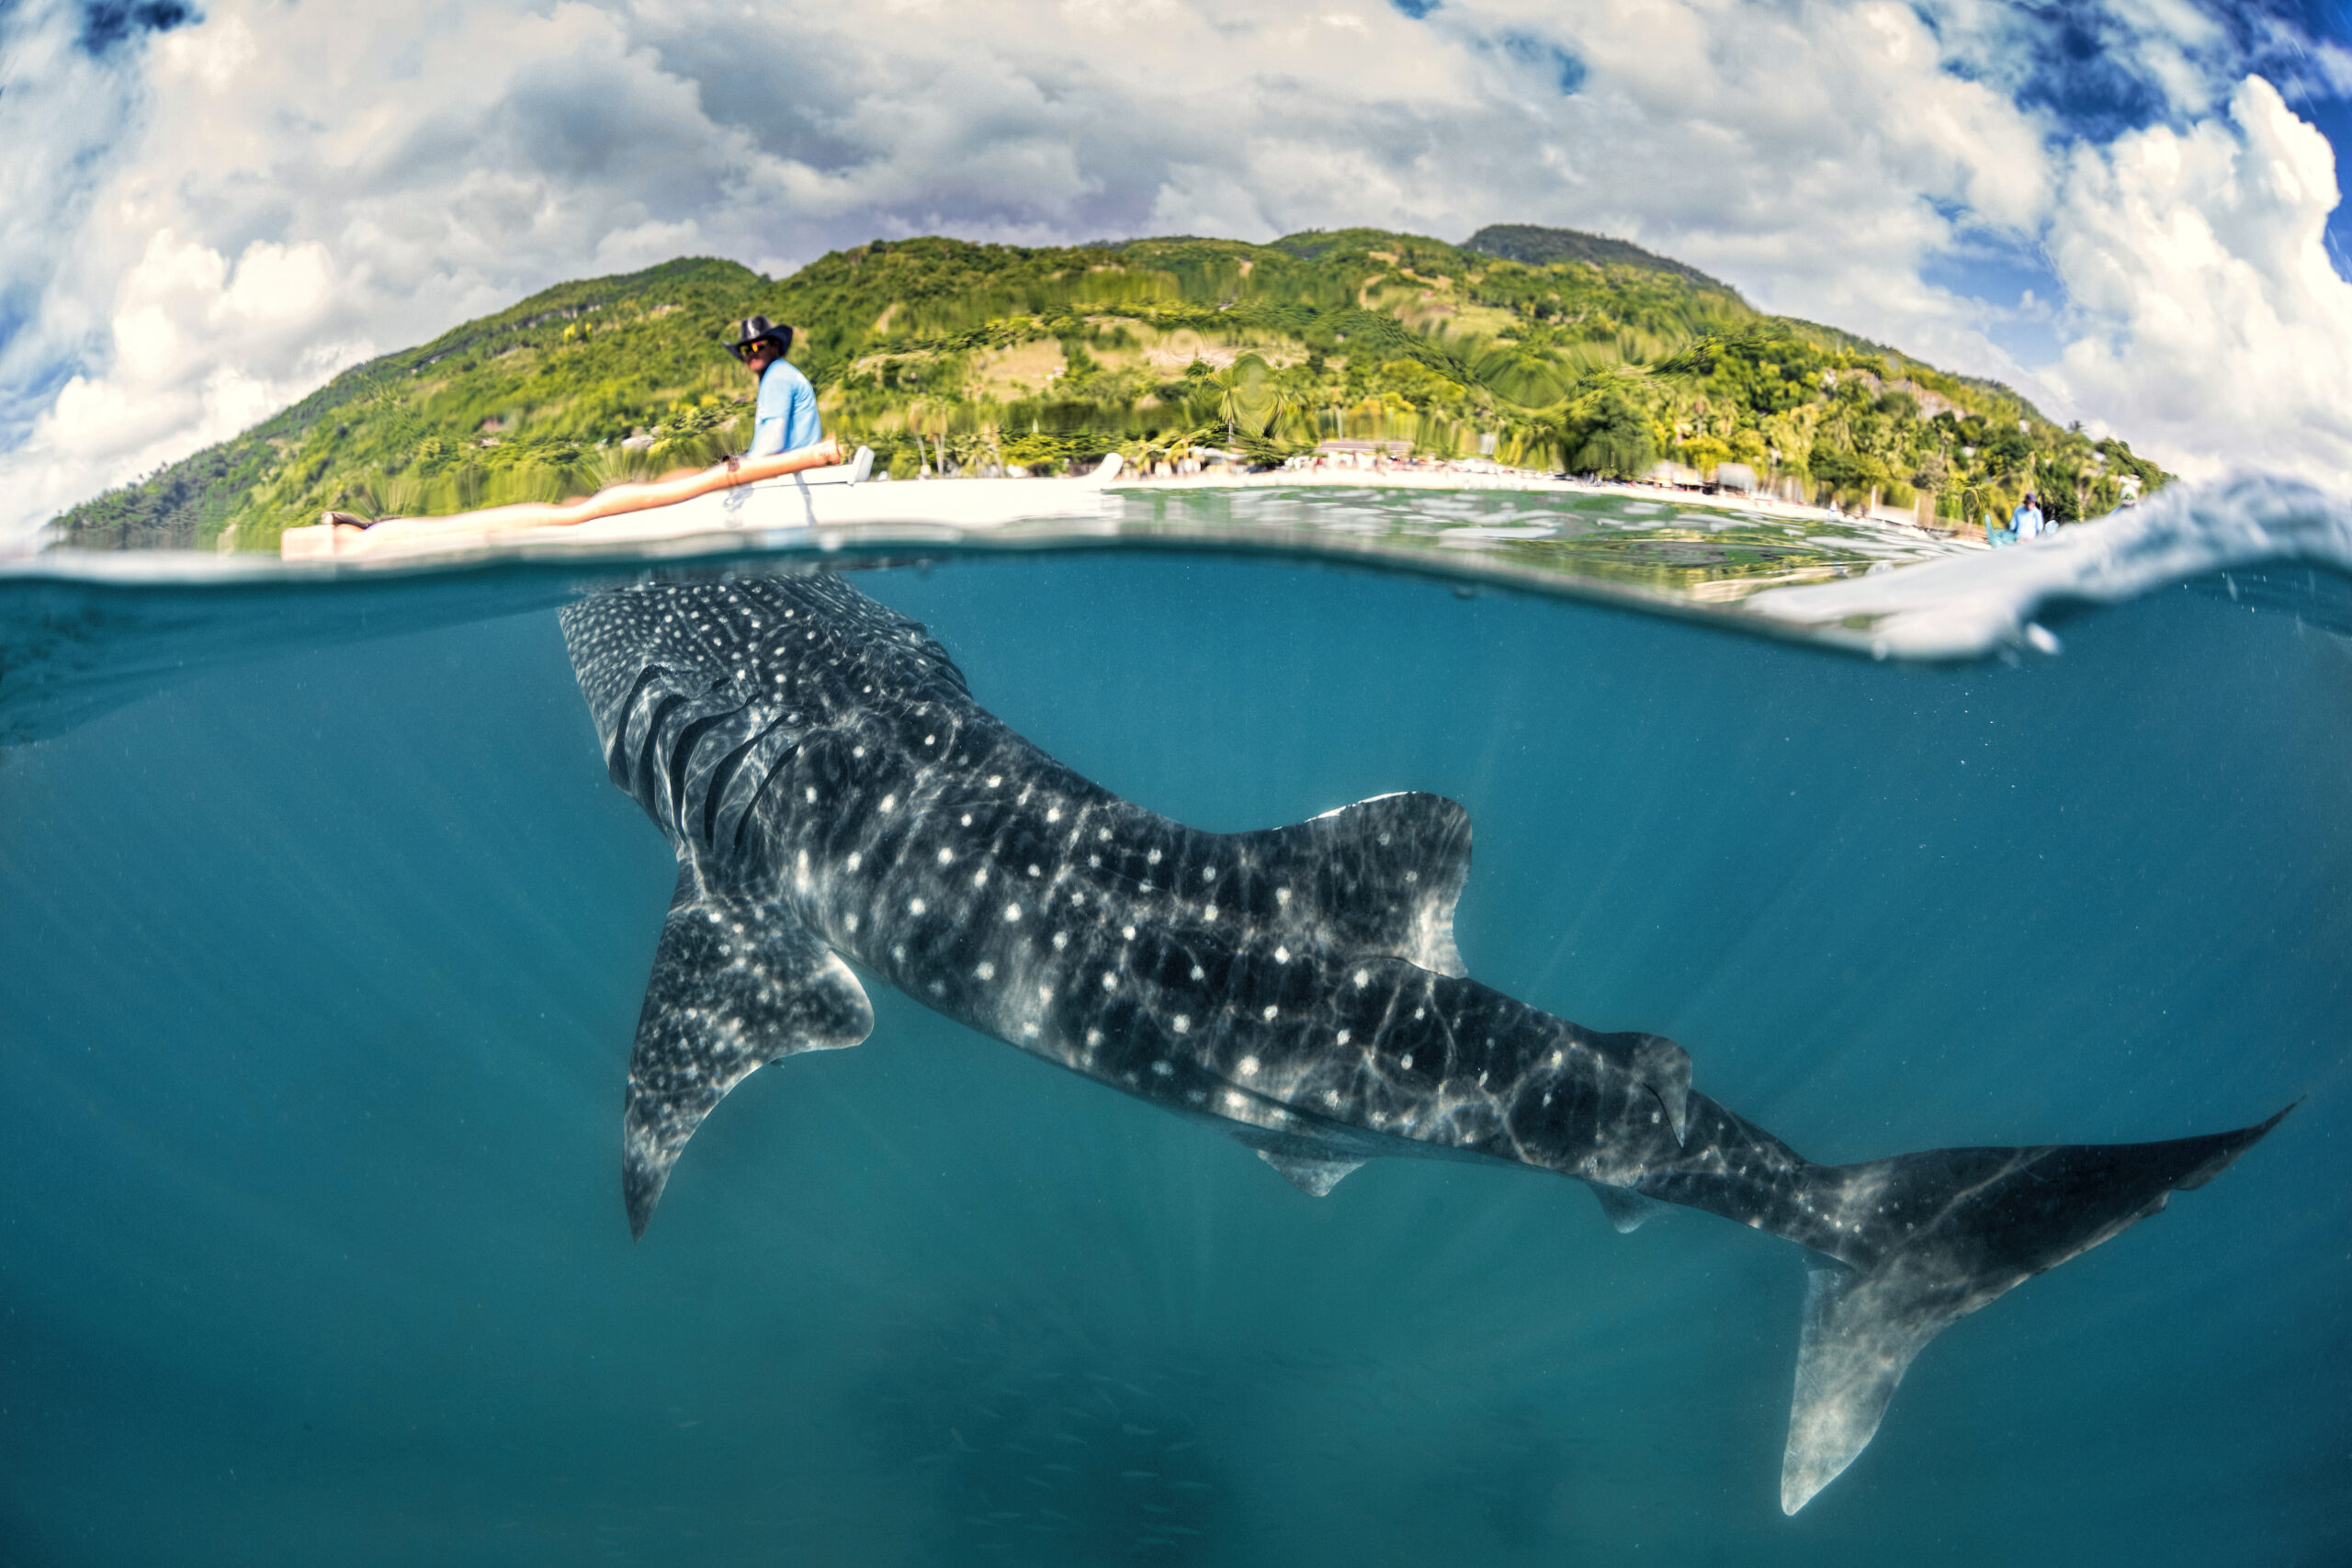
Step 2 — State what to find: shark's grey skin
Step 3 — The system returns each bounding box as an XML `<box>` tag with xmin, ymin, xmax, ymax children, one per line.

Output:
<box><xmin>559</xmin><ymin>570</ymin><xmax>2284</xmax><ymax>1514</ymax></box>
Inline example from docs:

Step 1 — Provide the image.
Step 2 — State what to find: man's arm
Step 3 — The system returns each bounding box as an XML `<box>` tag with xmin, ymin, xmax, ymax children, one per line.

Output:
<box><xmin>749</xmin><ymin>363</ymin><xmax>822</xmax><ymax>457</ymax></box>
<box><xmin>749</xmin><ymin>366</ymin><xmax>787</xmax><ymax>457</ymax></box>
<box><xmin>779</xmin><ymin>367</ymin><xmax>822</xmax><ymax>452</ymax></box>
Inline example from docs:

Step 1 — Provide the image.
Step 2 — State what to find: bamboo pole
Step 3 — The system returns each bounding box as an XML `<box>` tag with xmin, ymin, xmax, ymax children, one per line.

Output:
<box><xmin>312</xmin><ymin>438</ymin><xmax>846</xmax><ymax>550</ymax></box>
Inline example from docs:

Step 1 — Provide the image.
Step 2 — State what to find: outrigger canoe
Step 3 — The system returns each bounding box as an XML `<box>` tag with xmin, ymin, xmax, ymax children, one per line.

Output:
<box><xmin>280</xmin><ymin>440</ymin><xmax>1125</xmax><ymax>563</ymax></box>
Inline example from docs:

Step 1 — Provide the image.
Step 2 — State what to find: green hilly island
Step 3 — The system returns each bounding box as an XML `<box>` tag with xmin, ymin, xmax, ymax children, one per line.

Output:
<box><xmin>52</xmin><ymin>225</ymin><xmax>2165</xmax><ymax>551</ymax></box>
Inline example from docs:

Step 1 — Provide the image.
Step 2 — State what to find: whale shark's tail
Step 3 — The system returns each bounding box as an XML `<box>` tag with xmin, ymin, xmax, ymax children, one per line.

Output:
<box><xmin>1776</xmin><ymin>1105</ymin><xmax>2290</xmax><ymax>1513</ymax></box>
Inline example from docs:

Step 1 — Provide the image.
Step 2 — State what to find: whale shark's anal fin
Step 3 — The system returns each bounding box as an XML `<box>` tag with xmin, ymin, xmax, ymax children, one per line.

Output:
<box><xmin>622</xmin><ymin>866</ymin><xmax>873</xmax><ymax>1238</ymax></box>
<box><xmin>1590</xmin><ymin>1182</ymin><xmax>1667</xmax><ymax>1233</ymax></box>
<box><xmin>1241</xmin><ymin>792</ymin><xmax>1473</xmax><ymax>976</ymax></box>
<box><xmin>1258</xmin><ymin>1149</ymin><xmax>1366</xmax><ymax>1197</ymax></box>
<box><xmin>1778</xmin><ymin>1103</ymin><xmax>2293</xmax><ymax>1513</ymax></box>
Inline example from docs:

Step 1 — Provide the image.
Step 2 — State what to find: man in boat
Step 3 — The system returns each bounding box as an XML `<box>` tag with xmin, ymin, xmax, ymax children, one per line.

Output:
<box><xmin>728</xmin><ymin>316</ymin><xmax>822</xmax><ymax>457</ymax></box>
<box><xmin>305</xmin><ymin>316</ymin><xmax>850</xmax><ymax>550</ymax></box>
<box><xmin>2008</xmin><ymin>491</ymin><xmax>2045</xmax><ymax>541</ymax></box>
<box><xmin>308</xmin><ymin>317</ymin><xmax>844</xmax><ymax>548</ymax></box>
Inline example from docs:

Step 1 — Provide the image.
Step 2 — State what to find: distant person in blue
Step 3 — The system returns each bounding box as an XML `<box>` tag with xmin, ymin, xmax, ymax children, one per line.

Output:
<box><xmin>727</xmin><ymin>316</ymin><xmax>823</xmax><ymax>456</ymax></box>
<box><xmin>2011</xmin><ymin>491</ymin><xmax>2046</xmax><ymax>541</ymax></box>
<box><xmin>1986</xmin><ymin>491</ymin><xmax>2044</xmax><ymax>548</ymax></box>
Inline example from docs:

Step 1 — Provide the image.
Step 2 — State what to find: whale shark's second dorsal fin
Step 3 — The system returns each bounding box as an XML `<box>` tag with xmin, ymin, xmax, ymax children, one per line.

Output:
<box><xmin>622</xmin><ymin>865</ymin><xmax>872</xmax><ymax>1238</ymax></box>
<box><xmin>1235</xmin><ymin>792</ymin><xmax>1472</xmax><ymax>976</ymax></box>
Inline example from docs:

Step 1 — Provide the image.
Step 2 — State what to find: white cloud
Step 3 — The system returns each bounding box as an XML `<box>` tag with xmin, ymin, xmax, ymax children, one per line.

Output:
<box><xmin>2044</xmin><ymin>75</ymin><xmax>2352</xmax><ymax>483</ymax></box>
<box><xmin>0</xmin><ymin>6</ymin><xmax>145</xmax><ymax>435</ymax></box>
<box><xmin>6</xmin><ymin>227</ymin><xmax>375</xmax><ymax>527</ymax></box>
<box><xmin>0</xmin><ymin>0</ymin><xmax>2347</xmax><ymax>543</ymax></box>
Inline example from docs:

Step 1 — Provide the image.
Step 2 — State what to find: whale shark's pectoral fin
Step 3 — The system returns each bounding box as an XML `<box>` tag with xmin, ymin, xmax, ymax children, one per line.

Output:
<box><xmin>1590</xmin><ymin>1183</ymin><xmax>1667</xmax><ymax>1233</ymax></box>
<box><xmin>1246</xmin><ymin>792</ymin><xmax>1473</xmax><ymax>976</ymax></box>
<box><xmin>621</xmin><ymin>866</ymin><xmax>872</xmax><ymax>1238</ymax></box>
<box><xmin>1257</xmin><ymin>1150</ymin><xmax>1366</xmax><ymax>1197</ymax></box>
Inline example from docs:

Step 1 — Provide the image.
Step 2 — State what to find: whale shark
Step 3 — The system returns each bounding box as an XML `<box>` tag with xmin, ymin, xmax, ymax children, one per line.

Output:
<box><xmin>558</xmin><ymin>569</ymin><xmax>2285</xmax><ymax>1514</ymax></box>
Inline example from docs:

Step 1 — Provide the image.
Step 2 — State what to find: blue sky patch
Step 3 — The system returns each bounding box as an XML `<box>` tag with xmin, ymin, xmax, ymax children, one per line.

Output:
<box><xmin>1922</xmin><ymin>237</ymin><xmax>2060</xmax><ymax>311</ymax></box>
<box><xmin>78</xmin><ymin>1</ymin><xmax>198</xmax><ymax>56</ymax></box>
<box><xmin>1389</xmin><ymin>0</ymin><xmax>1440</xmax><ymax>18</ymax></box>
<box><xmin>2284</xmin><ymin>90</ymin><xmax>2352</xmax><ymax>284</ymax></box>
<box><xmin>0</xmin><ymin>347</ymin><xmax>82</xmax><ymax>459</ymax></box>
<box><xmin>1498</xmin><ymin>32</ymin><xmax>1584</xmax><ymax>96</ymax></box>
<box><xmin>1919</xmin><ymin>0</ymin><xmax>2352</xmax><ymax>282</ymax></box>
<box><xmin>1933</xmin><ymin>0</ymin><xmax>2352</xmax><ymax>142</ymax></box>
<box><xmin>1922</xmin><ymin>235</ymin><xmax>2066</xmax><ymax>366</ymax></box>
<box><xmin>1997</xmin><ymin>1</ymin><xmax>2182</xmax><ymax>141</ymax></box>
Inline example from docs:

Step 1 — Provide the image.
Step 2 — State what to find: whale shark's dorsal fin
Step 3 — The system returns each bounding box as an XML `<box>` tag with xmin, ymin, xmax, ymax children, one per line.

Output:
<box><xmin>622</xmin><ymin>866</ymin><xmax>872</xmax><ymax>1238</ymax></box>
<box><xmin>1237</xmin><ymin>792</ymin><xmax>1472</xmax><ymax>976</ymax></box>
<box><xmin>1257</xmin><ymin>1150</ymin><xmax>1366</xmax><ymax>1197</ymax></box>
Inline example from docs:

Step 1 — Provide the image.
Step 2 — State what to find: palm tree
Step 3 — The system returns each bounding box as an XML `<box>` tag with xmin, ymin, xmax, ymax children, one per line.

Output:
<box><xmin>1464</xmin><ymin>340</ymin><xmax>1568</xmax><ymax>412</ymax></box>
<box><xmin>1132</xmin><ymin>425</ymin><xmax>1219</xmax><ymax>471</ymax></box>
<box><xmin>1201</xmin><ymin>353</ymin><xmax>1285</xmax><ymax>446</ymax></box>
<box><xmin>1258</xmin><ymin>373</ymin><xmax>1303</xmax><ymax>442</ymax></box>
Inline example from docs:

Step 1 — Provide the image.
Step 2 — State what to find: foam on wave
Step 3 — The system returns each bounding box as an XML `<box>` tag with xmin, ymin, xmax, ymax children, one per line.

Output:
<box><xmin>1743</xmin><ymin>475</ymin><xmax>2352</xmax><ymax>660</ymax></box>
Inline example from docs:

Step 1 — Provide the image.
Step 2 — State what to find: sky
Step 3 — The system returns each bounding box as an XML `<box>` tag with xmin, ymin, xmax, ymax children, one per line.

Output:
<box><xmin>1</xmin><ymin>0</ymin><xmax>2348</xmax><ymax>541</ymax></box>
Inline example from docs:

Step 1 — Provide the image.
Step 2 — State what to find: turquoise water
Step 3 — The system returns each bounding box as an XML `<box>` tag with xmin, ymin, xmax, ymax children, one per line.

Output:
<box><xmin>2</xmin><ymin>492</ymin><xmax>2346</xmax><ymax>1563</ymax></box>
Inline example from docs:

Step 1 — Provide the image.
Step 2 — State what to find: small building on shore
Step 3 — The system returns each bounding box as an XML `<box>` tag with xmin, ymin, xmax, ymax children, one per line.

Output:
<box><xmin>1316</xmin><ymin>439</ymin><xmax>1414</xmax><ymax>464</ymax></box>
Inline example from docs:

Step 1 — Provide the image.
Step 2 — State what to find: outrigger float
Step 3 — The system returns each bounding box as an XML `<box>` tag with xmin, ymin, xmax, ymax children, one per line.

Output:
<box><xmin>279</xmin><ymin>439</ymin><xmax>1125</xmax><ymax>564</ymax></box>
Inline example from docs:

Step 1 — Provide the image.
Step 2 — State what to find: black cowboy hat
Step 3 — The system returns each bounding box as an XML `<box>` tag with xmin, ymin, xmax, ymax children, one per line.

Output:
<box><xmin>724</xmin><ymin>315</ymin><xmax>794</xmax><ymax>361</ymax></box>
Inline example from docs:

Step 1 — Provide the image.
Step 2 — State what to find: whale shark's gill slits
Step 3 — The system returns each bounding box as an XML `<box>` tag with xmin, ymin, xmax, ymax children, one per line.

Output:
<box><xmin>557</xmin><ymin>601</ymin><xmax>665</xmax><ymax>724</ymax></box>
<box><xmin>730</xmin><ymin>734</ymin><xmax>806</xmax><ymax>857</ymax></box>
<box><xmin>700</xmin><ymin>717</ymin><xmax>779</xmax><ymax>849</ymax></box>
<box><xmin>666</xmin><ymin>708</ymin><xmax>734</xmax><ymax>839</ymax></box>
<box><xmin>604</xmin><ymin>664</ymin><xmax>672</xmax><ymax>789</ymax></box>
<box><xmin>631</xmin><ymin>691</ymin><xmax>691</xmax><ymax>823</ymax></box>
<box><xmin>718</xmin><ymin>719</ymin><xmax>808</xmax><ymax>855</ymax></box>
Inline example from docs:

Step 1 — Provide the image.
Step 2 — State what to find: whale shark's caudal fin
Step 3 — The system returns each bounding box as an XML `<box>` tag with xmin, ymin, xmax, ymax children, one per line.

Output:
<box><xmin>1241</xmin><ymin>793</ymin><xmax>1474</xmax><ymax>976</ymax></box>
<box><xmin>621</xmin><ymin>866</ymin><xmax>873</xmax><ymax>1238</ymax></box>
<box><xmin>1778</xmin><ymin>1104</ymin><xmax>2291</xmax><ymax>1513</ymax></box>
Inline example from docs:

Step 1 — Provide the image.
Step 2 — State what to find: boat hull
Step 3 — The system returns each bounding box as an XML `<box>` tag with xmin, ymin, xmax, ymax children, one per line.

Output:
<box><xmin>280</xmin><ymin>468</ymin><xmax>1117</xmax><ymax>565</ymax></box>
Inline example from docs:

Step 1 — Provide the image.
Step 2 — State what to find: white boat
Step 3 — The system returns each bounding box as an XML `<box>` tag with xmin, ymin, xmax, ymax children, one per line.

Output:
<box><xmin>280</xmin><ymin>449</ymin><xmax>1125</xmax><ymax>566</ymax></box>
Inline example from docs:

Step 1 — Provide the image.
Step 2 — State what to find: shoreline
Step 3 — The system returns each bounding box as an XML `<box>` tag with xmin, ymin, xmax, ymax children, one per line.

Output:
<box><xmin>1095</xmin><ymin>464</ymin><xmax>1989</xmax><ymax>545</ymax></box>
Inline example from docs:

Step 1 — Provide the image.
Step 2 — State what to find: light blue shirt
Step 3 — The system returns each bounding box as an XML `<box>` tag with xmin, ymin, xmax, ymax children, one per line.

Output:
<box><xmin>750</xmin><ymin>359</ymin><xmax>821</xmax><ymax>457</ymax></box>
<box><xmin>2010</xmin><ymin>502</ymin><xmax>2044</xmax><ymax>539</ymax></box>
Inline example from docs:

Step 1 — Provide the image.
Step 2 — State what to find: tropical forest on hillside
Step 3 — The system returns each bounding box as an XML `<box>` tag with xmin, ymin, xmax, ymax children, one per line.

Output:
<box><xmin>52</xmin><ymin>226</ymin><xmax>2165</xmax><ymax>550</ymax></box>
